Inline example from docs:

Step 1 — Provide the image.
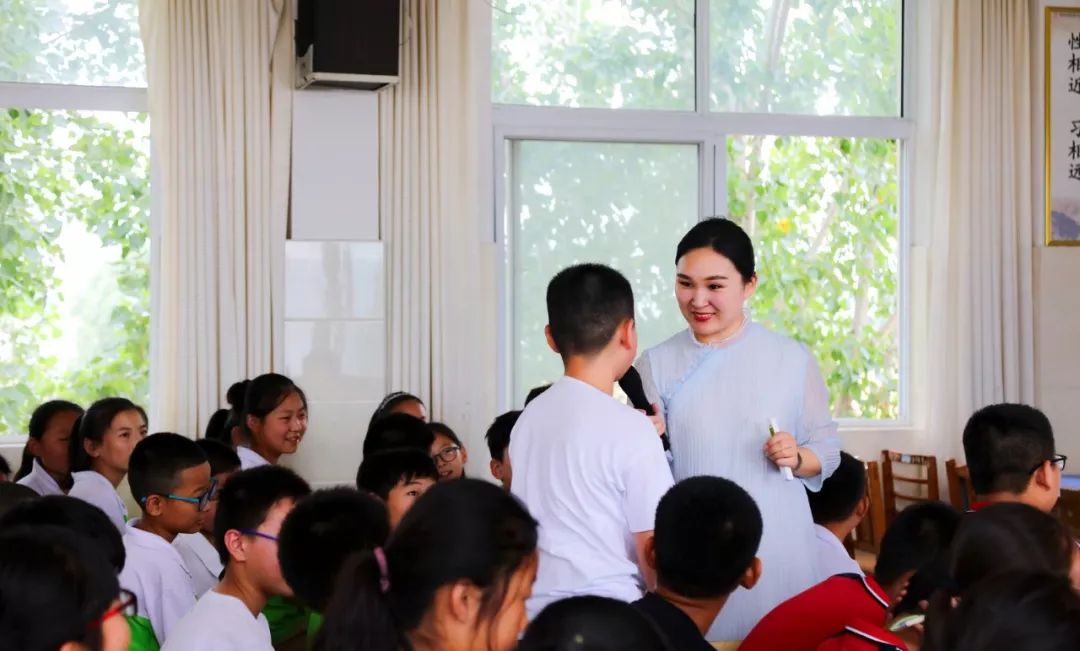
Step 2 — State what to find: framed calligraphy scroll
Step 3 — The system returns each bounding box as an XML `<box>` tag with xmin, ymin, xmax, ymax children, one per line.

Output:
<box><xmin>1047</xmin><ymin>7</ymin><xmax>1080</xmax><ymax>245</ymax></box>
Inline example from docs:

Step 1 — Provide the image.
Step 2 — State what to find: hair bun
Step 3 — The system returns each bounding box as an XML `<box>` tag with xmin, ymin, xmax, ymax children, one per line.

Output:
<box><xmin>226</xmin><ymin>380</ymin><xmax>251</xmax><ymax>409</ymax></box>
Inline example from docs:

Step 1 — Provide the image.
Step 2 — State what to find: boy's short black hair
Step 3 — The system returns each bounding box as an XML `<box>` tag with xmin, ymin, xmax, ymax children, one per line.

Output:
<box><xmin>356</xmin><ymin>449</ymin><xmax>438</xmax><ymax>500</ymax></box>
<box><xmin>0</xmin><ymin>495</ymin><xmax>126</xmax><ymax>571</ymax></box>
<box><xmin>963</xmin><ymin>404</ymin><xmax>1056</xmax><ymax>495</ymax></box>
<box><xmin>874</xmin><ymin>501</ymin><xmax>961</xmax><ymax>588</ymax></box>
<box><xmin>807</xmin><ymin>452</ymin><xmax>867</xmax><ymax>525</ymax></box>
<box><xmin>654</xmin><ymin>476</ymin><xmax>762</xmax><ymax>599</ymax></box>
<box><xmin>214</xmin><ymin>466</ymin><xmax>311</xmax><ymax>566</ymax></box>
<box><xmin>362</xmin><ymin>413</ymin><xmax>435</xmax><ymax>457</ymax></box>
<box><xmin>128</xmin><ymin>432</ymin><xmax>209</xmax><ymax>508</ymax></box>
<box><xmin>195</xmin><ymin>438</ymin><xmax>241</xmax><ymax>477</ymax></box>
<box><xmin>0</xmin><ymin>483</ymin><xmax>37</xmax><ymax>517</ymax></box>
<box><xmin>485</xmin><ymin>411</ymin><xmax>521</xmax><ymax>462</ymax></box>
<box><xmin>525</xmin><ymin>384</ymin><xmax>551</xmax><ymax>406</ymax></box>
<box><xmin>278</xmin><ymin>488</ymin><xmax>389</xmax><ymax>612</ymax></box>
<box><xmin>546</xmin><ymin>264</ymin><xmax>635</xmax><ymax>358</ymax></box>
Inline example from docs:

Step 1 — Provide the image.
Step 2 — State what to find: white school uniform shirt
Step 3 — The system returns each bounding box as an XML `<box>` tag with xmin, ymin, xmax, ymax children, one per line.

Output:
<box><xmin>119</xmin><ymin>522</ymin><xmax>197</xmax><ymax>644</ymax></box>
<box><xmin>68</xmin><ymin>470</ymin><xmax>128</xmax><ymax>531</ymax></box>
<box><xmin>509</xmin><ymin>376</ymin><xmax>675</xmax><ymax>619</ymax></box>
<box><xmin>813</xmin><ymin>523</ymin><xmax>863</xmax><ymax>582</ymax></box>
<box><xmin>161</xmin><ymin>589</ymin><xmax>273</xmax><ymax>651</ymax></box>
<box><xmin>17</xmin><ymin>458</ymin><xmax>64</xmax><ymax>496</ymax></box>
<box><xmin>237</xmin><ymin>446</ymin><xmax>271</xmax><ymax>470</ymax></box>
<box><xmin>174</xmin><ymin>533</ymin><xmax>223</xmax><ymax>597</ymax></box>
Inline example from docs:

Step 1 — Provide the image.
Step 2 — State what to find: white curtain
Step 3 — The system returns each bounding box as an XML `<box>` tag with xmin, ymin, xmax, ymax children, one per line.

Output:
<box><xmin>379</xmin><ymin>0</ymin><xmax>495</xmax><ymax>459</ymax></box>
<box><xmin>918</xmin><ymin>0</ymin><xmax>1035</xmax><ymax>461</ymax></box>
<box><xmin>139</xmin><ymin>0</ymin><xmax>293</xmax><ymax>435</ymax></box>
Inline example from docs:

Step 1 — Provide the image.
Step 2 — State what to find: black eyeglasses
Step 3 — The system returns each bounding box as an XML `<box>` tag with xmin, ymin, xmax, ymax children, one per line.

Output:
<box><xmin>1029</xmin><ymin>454</ymin><xmax>1068</xmax><ymax>474</ymax></box>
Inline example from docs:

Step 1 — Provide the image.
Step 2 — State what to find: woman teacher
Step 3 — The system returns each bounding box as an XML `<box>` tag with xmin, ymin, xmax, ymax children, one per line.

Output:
<box><xmin>637</xmin><ymin>217</ymin><xmax>841</xmax><ymax>640</ymax></box>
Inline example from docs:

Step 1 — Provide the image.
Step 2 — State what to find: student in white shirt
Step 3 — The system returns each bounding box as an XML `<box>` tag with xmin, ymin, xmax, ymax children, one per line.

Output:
<box><xmin>806</xmin><ymin>451</ymin><xmax>870</xmax><ymax>582</ymax></box>
<box><xmin>232</xmin><ymin>373</ymin><xmax>309</xmax><ymax>470</ymax></box>
<box><xmin>120</xmin><ymin>432</ymin><xmax>214</xmax><ymax>649</ymax></box>
<box><xmin>175</xmin><ymin>439</ymin><xmax>242</xmax><ymax>597</ymax></box>
<box><xmin>164</xmin><ymin>465</ymin><xmax>312</xmax><ymax>651</ymax></box>
<box><xmin>68</xmin><ymin>398</ymin><xmax>145</xmax><ymax>531</ymax></box>
<box><xmin>509</xmin><ymin>263</ymin><xmax>675</xmax><ymax>618</ymax></box>
<box><xmin>14</xmin><ymin>400</ymin><xmax>82</xmax><ymax>496</ymax></box>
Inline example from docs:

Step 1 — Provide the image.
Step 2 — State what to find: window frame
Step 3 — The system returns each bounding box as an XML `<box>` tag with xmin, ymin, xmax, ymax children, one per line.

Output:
<box><xmin>492</xmin><ymin>0</ymin><xmax>917</xmax><ymax>427</ymax></box>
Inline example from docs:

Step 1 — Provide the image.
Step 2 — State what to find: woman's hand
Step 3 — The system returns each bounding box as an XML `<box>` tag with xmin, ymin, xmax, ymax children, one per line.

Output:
<box><xmin>763</xmin><ymin>431</ymin><xmax>799</xmax><ymax>468</ymax></box>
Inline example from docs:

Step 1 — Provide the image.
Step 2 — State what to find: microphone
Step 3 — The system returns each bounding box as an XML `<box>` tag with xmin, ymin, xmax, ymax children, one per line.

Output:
<box><xmin>619</xmin><ymin>366</ymin><xmax>671</xmax><ymax>452</ymax></box>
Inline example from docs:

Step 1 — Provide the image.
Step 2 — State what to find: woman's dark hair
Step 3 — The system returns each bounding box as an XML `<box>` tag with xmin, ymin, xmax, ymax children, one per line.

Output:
<box><xmin>675</xmin><ymin>217</ymin><xmax>756</xmax><ymax>283</ymax></box>
<box><xmin>517</xmin><ymin>596</ymin><xmax>673</xmax><ymax>651</ymax></box>
<box><xmin>0</xmin><ymin>495</ymin><xmax>126</xmax><ymax>572</ymax></box>
<box><xmin>924</xmin><ymin>572</ymin><xmax>1080</xmax><ymax>651</ymax></box>
<box><xmin>368</xmin><ymin>392</ymin><xmax>425</xmax><ymax>430</ymax></box>
<box><xmin>428</xmin><ymin>422</ymin><xmax>463</xmax><ymax>448</ymax></box>
<box><xmin>203</xmin><ymin>408</ymin><xmax>231</xmax><ymax>445</ymax></box>
<box><xmin>0</xmin><ymin>525</ymin><xmax>120</xmax><ymax>651</ymax></box>
<box><xmin>363</xmin><ymin>413</ymin><xmax>435</xmax><ymax>457</ymax></box>
<box><xmin>240</xmin><ymin>374</ymin><xmax>307</xmax><ymax>440</ymax></box>
<box><xmin>14</xmin><ymin>400</ymin><xmax>83</xmax><ymax>481</ymax></box>
<box><xmin>69</xmin><ymin>398</ymin><xmax>141</xmax><ymax>473</ymax></box>
<box><xmin>316</xmin><ymin>479</ymin><xmax>538</xmax><ymax>651</ymax></box>
<box><xmin>222</xmin><ymin>380</ymin><xmax>251</xmax><ymax>445</ymax></box>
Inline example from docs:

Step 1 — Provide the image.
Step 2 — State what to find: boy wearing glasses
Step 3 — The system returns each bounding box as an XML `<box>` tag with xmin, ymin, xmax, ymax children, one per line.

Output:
<box><xmin>120</xmin><ymin>432</ymin><xmax>213</xmax><ymax>649</ymax></box>
<box><xmin>164</xmin><ymin>465</ymin><xmax>311</xmax><ymax>651</ymax></box>
<box><xmin>963</xmin><ymin>403</ymin><xmax>1067</xmax><ymax>513</ymax></box>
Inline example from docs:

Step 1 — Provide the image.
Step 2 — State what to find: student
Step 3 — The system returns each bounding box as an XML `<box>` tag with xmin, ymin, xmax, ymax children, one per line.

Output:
<box><xmin>120</xmin><ymin>432</ymin><xmax>213</xmax><ymax>648</ymax></box>
<box><xmin>519</xmin><ymin>596</ymin><xmax>673</xmax><ymax>651</ymax></box>
<box><xmin>369</xmin><ymin>391</ymin><xmax>427</xmax><ymax>428</ymax></box>
<box><xmin>15</xmin><ymin>400</ymin><xmax>83</xmax><ymax>494</ymax></box>
<box><xmin>0</xmin><ymin>494</ymin><xmax>126</xmax><ymax>572</ymax></box>
<box><xmin>510</xmin><ymin>263</ymin><xmax>674</xmax><ymax>616</ymax></box>
<box><xmin>962</xmin><ymin>403</ymin><xmax>1064</xmax><ymax>513</ymax></box>
<box><xmin>923</xmin><ymin>571</ymin><xmax>1080</xmax><ymax>651</ymax></box>
<box><xmin>362</xmin><ymin>412</ymin><xmax>435</xmax><ymax>456</ymax></box>
<box><xmin>0</xmin><ymin>482</ymin><xmax>38</xmax><ymax>517</ymax></box>
<box><xmin>174</xmin><ymin>439</ymin><xmax>242</xmax><ymax>597</ymax></box>
<box><xmin>0</xmin><ymin>525</ymin><xmax>132</xmax><ymax>651</ymax></box>
<box><xmin>356</xmin><ymin>448</ymin><xmax>439</xmax><ymax>528</ymax></box>
<box><xmin>278</xmin><ymin>488</ymin><xmax>390</xmax><ymax>644</ymax></box>
<box><xmin>217</xmin><ymin>379</ymin><xmax>251</xmax><ymax>449</ymax></box>
<box><xmin>316</xmin><ymin>479</ymin><xmax>538</xmax><ymax>651</ymax></box>
<box><xmin>430</xmin><ymin>421</ymin><xmax>468</xmax><ymax>481</ymax></box>
<box><xmin>237</xmin><ymin>373</ymin><xmax>308</xmax><ymax>469</ymax></box>
<box><xmin>485</xmin><ymin>410</ymin><xmax>521</xmax><ymax>490</ymax></box>
<box><xmin>807</xmin><ymin>452</ymin><xmax>870</xmax><ymax>581</ymax></box>
<box><xmin>741</xmin><ymin>501</ymin><xmax>961</xmax><ymax>651</ymax></box>
<box><xmin>633</xmin><ymin>476</ymin><xmax>763</xmax><ymax>650</ymax></box>
<box><xmin>163</xmin><ymin>466</ymin><xmax>312</xmax><ymax>651</ymax></box>
<box><xmin>68</xmin><ymin>397</ymin><xmax>145</xmax><ymax>531</ymax></box>
<box><xmin>525</xmin><ymin>384</ymin><xmax>551</xmax><ymax>406</ymax></box>
<box><xmin>134</xmin><ymin>405</ymin><xmax>150</xmax><ymax>438</ymax></box>
<box><xmin>204</xmin><ymin>409</ymin><xmax>230</xmax><ymax>445</ymax></box>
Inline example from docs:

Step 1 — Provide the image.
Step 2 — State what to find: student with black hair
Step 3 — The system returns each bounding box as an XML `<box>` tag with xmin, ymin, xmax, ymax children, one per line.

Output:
<box><xmin>0</xmin><ymin>525</ymin><xmax>132</xmax><ymax>651</ymax></box>
<box><xmin>0</xmin><ymin>494</ymin><xmax>126</xmax><ymax>572</ymax></box>
<box><xmin>511</xmin><ymin>263</ymin><xmax>673</xmax><ymax>618</ymax></box>
<box><xmin>68</xmin><ymin>397</ymin><xmax>145</xmax><ymax>531</ymax></box>
<box><xmin>278</xmin><ymin>488</ymin><xmax>391</xmax><ymax>645</ymax></box>
<box><xmin>356</xmin><ymin>448</ymin><xmax>439</xmax><ymax>528</ymax></box>
<box><xmin>524</xmin><ymin>384</ymin><xmax>551</xmax><ymax>406</ymax></box>
<box><xmin>873</xmin><ymin>501</ymin><xmax>962</xmax><ymax>603</ymax></box>
<box><xmin>430</xmin><ymin>421</ymin><xmax>468</xmax><ymax>481</ymax></box>
<box><xmin>0</xmin><ymin>481</ymin><xmax>37</xmax><ymax>516</ymax></box>
<box><xmin>519</xmin><ymin>596</ymin><xmax>673</xmax><ymax>651</ymax></box>
<box><xmin>807</xmin><ymin>452</ymin><xmax>870</xmax><ymax>581</ymax></box>
<box><xmin>316</xmin><ymin>479</ymin><xmax>538</xmax><ymax>651</ymax></box>
<box><xmin>633</xmin><ymin>476</ymin><xmax>763</xmax><ymax>650</ymax></box>
<box><xmin>237</xmin><ymin>373</ymin><xmax>308</xmax><ymax>469</ymax></box>
<box><xmin>174</xmin><ymin>439</ymin><xmax>242</xmax><ymax>597</ymax></box>
<box><xmin>218</xmin><ymin>379</ymin><xmax>251</xmax><ymax>449</ymax></box>
<box><xmin>15</xmin><ymin>400</ymin><xmax>82</xmax><ymax>494</ymax></box>
<box><xmin>637</xmin><ymin>217</ymin><xmax>841</xmax><ymax>638</ymax></box>
<box><xmin>962</xmin><ymin>403</ymin><xmax>1065</xmax><ymax>513</ymax></box>
<box><xmin>204</xmin><ymin>409</ymin><xmax>230</xmax><ymax>445</ymax></box>
<box><xmin>120</xmin><ymin>432</ymin><xmax>213</xmax><ymax>648</ymax></box>
<box><xmin>163</xmin><ymin>466</ymin><xmax>311</xmax><ymax>651</ymax></box>
<box><xmin>485</xmin><ymin>410</ymin><xmax>521</xmax><ymax>490</ymax></box>
<box><xmin>134</xmin><ymin>404</ymin><xmax>149</xmax><ymax>438</ymax></box>
<box><xmin>369</xmin><ymin>391</ymin><xmax>427</xmax><ymax>428</ymax></box>
<box><xmin>363</xmin><ymin>412</ymin><xmax>435</xmax><ymax>456</ymax></box>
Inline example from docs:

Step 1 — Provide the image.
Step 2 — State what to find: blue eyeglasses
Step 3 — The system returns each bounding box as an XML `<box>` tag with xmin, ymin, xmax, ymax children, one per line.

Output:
<box><xmin>238</xmin><ymin>529</ymin><xmax>279</xmax><ymax>543</ymax></box>
<box><xmin>140</xmin><ymin>477</ymin><xmax>218</xmax><ymax>512</ymax></box>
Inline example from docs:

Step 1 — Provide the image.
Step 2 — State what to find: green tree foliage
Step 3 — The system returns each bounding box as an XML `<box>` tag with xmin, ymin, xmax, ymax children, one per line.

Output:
<box><xmin>0</xmin><ymin>0</ymin><xmax>148</xmax><ymax>435</ymax></box>
<box><xmin>495</xmin><ymin>0</ymin><xmax>901</xmax><ymax>418</ymax></box>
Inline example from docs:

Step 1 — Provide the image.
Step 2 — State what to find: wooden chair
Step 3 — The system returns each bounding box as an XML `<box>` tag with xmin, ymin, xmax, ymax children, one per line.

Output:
<box><xmin>881</xmin><ymin>450</ymin><xmax>939</xmax><ymax>525</ymax></box>
<box><xmin>945</xmin><ymin>459</ymin><xmax>976</xmax><ymax>511</ymax></box>
<box><xmin>853</xmin><ymin>460</ymin><xmax>887</xmax><ymax>553</ymax></box>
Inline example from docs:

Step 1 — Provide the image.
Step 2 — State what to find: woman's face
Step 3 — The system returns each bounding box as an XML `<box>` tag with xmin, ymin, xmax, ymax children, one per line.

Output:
<box><xmin>675</xmin><ymin>247</ymin><xmax>756</xmax><ymax>343</ymax></box>
<box><xmin>30</xmin><ymin>410</ymin><xmax>80</xmax><ymax>477</ymax></box>
<box><xmin>431</xmin><ymin>433</ymin><xmax>467</xmax><ymax>481</ymax></box>
<box><xmin>483</xmin><ymin>552</ymin><xmax>539</xmax><ymax>651</ymax></box>
<box><xmin>390</xmin><ymin>399</ymin><xmax>427</xmax><ymax>422</ymax></box>
<box><xmin>87</xmin><ymin>410</ymin><xmax>144</xmax><ymax>475</ymax></box>
<box><xmin>249</xmin><ymin>392</ymin><xmax>306</xmax><ymax>457</ymax></box>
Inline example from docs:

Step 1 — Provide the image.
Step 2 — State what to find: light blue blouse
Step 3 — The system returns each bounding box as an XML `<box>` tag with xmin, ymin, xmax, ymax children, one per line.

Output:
<box><xmin>638</xmin><ymin>321</ymin><xmax>841</xmax><ymax>640</ymax></box>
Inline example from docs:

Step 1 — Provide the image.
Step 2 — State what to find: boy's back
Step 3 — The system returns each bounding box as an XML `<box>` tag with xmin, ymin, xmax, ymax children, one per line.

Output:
<box><xmin>120</xmin><ymin>523</ymin><xmax>198</xmax><ymax>644</ymax></box>
<box><xmin>510</xmin><ymin>375</ymin><xmax>673</xmax><ymax>616</ymax></box>
<box><xmin>162</xmin><ymin>589</ymin><xmax>272</xmax><ymax>651</ymax></box>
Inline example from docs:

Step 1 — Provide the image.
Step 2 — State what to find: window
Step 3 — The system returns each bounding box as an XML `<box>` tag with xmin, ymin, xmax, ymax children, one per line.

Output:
<box><xmin>0</xmin><ymin>1</ymin><xmax>149</xmax><ymax>436</ymax></box>
<box><xmin>494</xmin><ymin>0</ymin><xmax>909</xmax><ymax>422</ymax></box>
